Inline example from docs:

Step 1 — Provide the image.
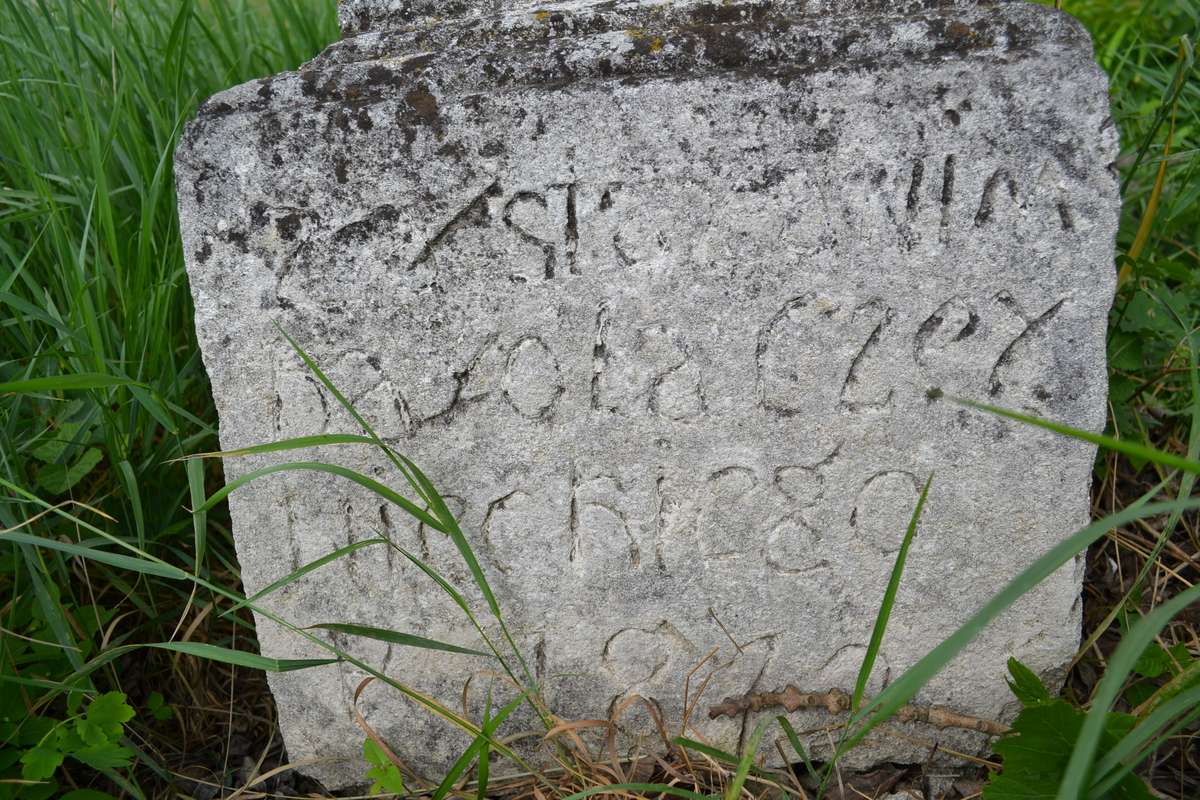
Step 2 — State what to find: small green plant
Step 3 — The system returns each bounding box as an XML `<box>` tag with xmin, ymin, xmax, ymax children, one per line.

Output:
<box><xmin>15</xmin><ymin>692</ymin><xmax>134</xmax><ymax>800</ymax></box>
<box><xmin>363</xmin><ymin>738</ymin><xmax>406</xmax><ymax>796</ymax></box>
<box><xmin>983</xmin><ymin>659</ymin><xmax>1154</xmax><ymax>799</ymax></box>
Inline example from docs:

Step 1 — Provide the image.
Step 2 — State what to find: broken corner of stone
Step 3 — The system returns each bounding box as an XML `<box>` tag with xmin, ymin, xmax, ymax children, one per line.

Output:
<box><xmin>175</xmin><ymin>0</ymin><xmax>1119</xmax><ymax>790</ymax></box>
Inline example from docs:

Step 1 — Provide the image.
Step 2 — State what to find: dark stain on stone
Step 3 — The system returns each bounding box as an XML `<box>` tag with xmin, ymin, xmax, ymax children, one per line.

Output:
<box><xmin>192</xmin><ymin>167</ymin><xmax>210</xmax><ymax>206</ymax></box>
<box><xmin>405</xmin><ymin>86</ymin><xmax>440</xmax><ymax>126</ymax></box>
<box><xmin>300</xmin><ymin>71</ymin><xmax>318</xmax><ymax>97</ymax></box>
<box><xmin>333</xmin><ymin>204</ymin><xmax>401</xmax><ymax>246</ymax></box>
<box><xmin>366</xmin><ymin>64</ymin><xmax>402</xmax><ymax>88</ymax></box>
<box><xmin>403</xmin><ymin>53</ymin><xmax>435</xmax><ymax>74</ymax></box>
<box><xmin>834</xmin><ymin>30</ymin><xmax>863</xmax><ymax>55</ymax></box>
<box><xmin>256</xmin><ymin>80</ymin><xmax>274</xmax><ymax>100</ymax></box>
<box><xmin>222</xmin><ymin>229</ymin><xmax>248</xmax><ymax>254</ymax></box>
<box><xmin>929</xmin><ymin>18</ymin><xmax>995</xmax><ymax>56</ymax></box>
<box><xmin>480</xmin><ymin>140</ymin><xmax>505</xmax><ymax>157</ymax></box>
<box><xmin>691</xmin><ymin>2</ymin><xmax>768</xmax><ymax>24</ymax></box>
<box><xmin>272</xmin><ymin>152</ymin><xmax>284</xmax><ymax>167</ymax></box>
<box><xmin>276</xmin><ymin>212</ymin><xmax>303</xmax><ymax>241</ymax></box>
<box><xmin>250</xmin><ymin>201</ymin><xmax>268</xmax><ymax>227</ymax></box>
<box><xmin>812</xmin><ymin>128</ymin><xmax>837</xmax><ymax>151</ymax></box>
<box><xmin>437</xmin><ymin>140</ymin><xmax>466</xmax><ymax>160</ymax></box>
<box><xmin>334</xmin><ymin>156</ymin><xmax>349</xmax><ymax>184</ymax></box>
<box><xmin>944</xmin><ymin>108</ymin><xmax>961</xmax><ymax>126</ymax></box>
<box><xmin>196</xmin><ymin>241</ymin><xmax>212</xmax><ymax>263</ymax></box>
<box><xmin>946</xmin><ymin>20</ymin><xmax>977</xmax><ymax>45</ymax></box>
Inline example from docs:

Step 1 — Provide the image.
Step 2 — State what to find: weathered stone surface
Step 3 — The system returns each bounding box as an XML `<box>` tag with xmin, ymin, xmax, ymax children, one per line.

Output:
<box><xmin>176</xmin><ymin>0</ymin><xmax>1119</xmax><ymax>788</ymax></box>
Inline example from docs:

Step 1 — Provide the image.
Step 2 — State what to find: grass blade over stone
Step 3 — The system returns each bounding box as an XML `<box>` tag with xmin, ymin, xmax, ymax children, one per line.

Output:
<box><xmin>306</xmin><ymin>623</ymin><xmax>492</xmax><ymax>658</ymax></box>
<box><xmin>179</xmin><ymin>432</ymin><xmax>377</xmax><ymax>460</ymax></box>
<box><xmin>950</xmin><ymin>394</ymin><xmax>1200</xmax><ymax>475</ymax></box>
<box><xmin>725</xmin><ymin>717</ymin><xmax>770</xmax><ymax>800</ymax></box>
<box><xmin>852</xmin><ymin>473</ymin><xmax>932</xmax><ymax>712</ymax></box>
<box><xmin>842</xmin><ymin>494</ymin><xmax>1196</xmax><ymax>755</ymax></box>
<box><xmin>192</xmin><ymin>460</ymin><xmax>446</xmax><ymax>532</ymax></box>
<box><xmin>278</xmin><ymin>330</ymin><xmax>547</xmax><ymax>716</ymax></box>
<box><xmin>221</xmin><ymin>537</ymin><xmax>390</xmax><ymax>616</ymax></box>
<box><xmin>775</xmin><ymin>716</ymin><xmax>820</xmax><ymax>785</ymax></box>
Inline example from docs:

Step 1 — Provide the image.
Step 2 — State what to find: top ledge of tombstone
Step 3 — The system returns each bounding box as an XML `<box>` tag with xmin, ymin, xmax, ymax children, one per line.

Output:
<box><xmin>184</xmin><ymin>0</ymin><xmax>1100</xmax><ymax>127</ymax></box>
<box><xmin>337</xmin><ymin>0</ymin><xmax>1006</xmax><ymax>38</ymax></box>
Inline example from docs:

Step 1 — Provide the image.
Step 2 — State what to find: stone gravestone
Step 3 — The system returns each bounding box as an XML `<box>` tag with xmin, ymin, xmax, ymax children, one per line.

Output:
<box><xmin>176</xmin><ymin>0</ymin><xmax>1119</xmax><ymax>789</ymax></box>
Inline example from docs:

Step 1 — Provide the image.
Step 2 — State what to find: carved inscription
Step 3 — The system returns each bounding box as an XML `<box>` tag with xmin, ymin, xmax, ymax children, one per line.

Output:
<box><xmin>275</xmin><ymin>289</ymin><xmax>1074</xmax><ymax>442</ymax></box>
<box><xmin>375</xmin><ymin>158</ymin><xmax>1080</xmax><ymax>288</ymax></box>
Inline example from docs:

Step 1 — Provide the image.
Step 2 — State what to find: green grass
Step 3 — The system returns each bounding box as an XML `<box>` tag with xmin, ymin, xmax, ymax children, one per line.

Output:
<box><xmin>0</xmin><ymin>0</ymin><xmax>1197</xmax><ymax>797</ymax></box>
<box><xmin>0</xmin><ymin>0</ymin><xmax>337</xmax><ymax>796</ymax></box>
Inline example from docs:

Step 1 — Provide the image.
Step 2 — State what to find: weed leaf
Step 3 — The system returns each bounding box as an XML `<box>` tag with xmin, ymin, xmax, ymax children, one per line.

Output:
<box><xmin>1005</xmin><ymin>658</ymin><xmax>1051</xmax><ymax>707</ymax></box>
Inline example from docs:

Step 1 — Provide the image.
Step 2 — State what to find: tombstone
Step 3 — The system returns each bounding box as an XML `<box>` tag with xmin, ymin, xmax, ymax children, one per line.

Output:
<box><xmin>176</xmin><ymin>0</ymin><xmax>1119</xmax><ymax>789</ymax></box>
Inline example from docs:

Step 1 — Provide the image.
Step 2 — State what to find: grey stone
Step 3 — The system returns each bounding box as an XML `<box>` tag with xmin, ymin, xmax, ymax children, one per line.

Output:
<box><xmin>176</xmin><ymin>0</ymin><xmax>1119</xmax><ymax>789</ymax></box>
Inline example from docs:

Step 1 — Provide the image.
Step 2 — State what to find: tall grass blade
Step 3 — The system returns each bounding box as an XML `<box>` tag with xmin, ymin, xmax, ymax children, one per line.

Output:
<box><xmin>1090</xmin><ymin>684</ymin><xmax>1200</xmax><ymax>793</ymax></box>
<box><xmin>775</xmin><ymin>716</ymin><xmax>820</xmax><ymax>785</ymax></box>
<box><xmin>19</xmin><ymin>544</ymin><xmax>85</xmax><ymax>670</ymax></box>
<box><xmin>853</xmin><ymin>473</ymin><xmax>932</xmax><ymax>711</ymax></box>
<box><xmin>951</xmin><ymin>396</ymin><xmax>1200</xmax><ymax>475</ymax></box>
<box><xmin>560</xmin><ymin>784</ymin><xmax>712</xmax><ymax>800</ymax></box>
<box><xmin>1056</xmin><ymin>582</ymin><xmax>1200</xmax><ymax>800</ymax></box>
<box><xmin>380</xmin><ymin>536</ymin><xmax>532</xmax><ymax>703</ymax></box>
<box><xmin>278</xmin><ymin>331</ymin><xmax>544</xmax><ymax>714</ymax></box>
<box><xmin>431</xmin><ymin>691</ymin><xmax>523</xmax><ymax>800</ymax></box>
<box><xmin>1</xmin><ymin>530</ymin><xmax>187</xmax><ymax>579</ymax></box>
<box><xmin>0</xmin><ymin>373</ymin><xmax>144</xmax><ymax>394</ymax></box>
<box><xmin>186</xmin><ymin>456</ymin><xmax>206</xmax><ymax>572</ymax></box>
<box><xmin>726</xmin><ymin>717</ymin><xmax>770</xmax><ymax>800</ymax></box>
<box><xmin>148</xmin><ymin>641</ymin><xmax>339</xmax><ymax>672</ymax></box>
<box><xmin>115</xmin><ymin>459</ymin><xmax>146</xmax><ymax>550</ymax></box>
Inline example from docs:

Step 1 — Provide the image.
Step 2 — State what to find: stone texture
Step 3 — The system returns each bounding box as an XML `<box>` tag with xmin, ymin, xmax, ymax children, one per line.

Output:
<box><xmin>176</xmin><ymin>0</ymin><xmax>1119</xmax><ymax>789</ymax></box>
